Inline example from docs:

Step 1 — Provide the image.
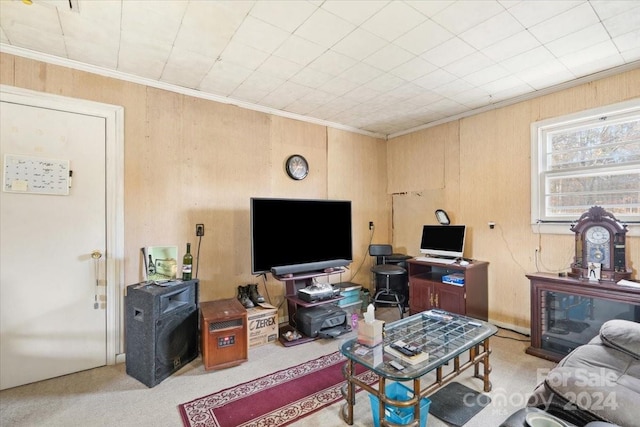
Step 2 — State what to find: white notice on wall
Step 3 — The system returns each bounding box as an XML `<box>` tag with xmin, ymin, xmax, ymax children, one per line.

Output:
<box><xmin>3</xmin><ymin>154</ymin><xmax>70</xmax><ymax>195</ymax></box>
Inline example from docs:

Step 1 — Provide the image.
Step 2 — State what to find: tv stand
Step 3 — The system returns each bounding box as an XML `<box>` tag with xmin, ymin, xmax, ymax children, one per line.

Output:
<box><xmin>274</xmin><ymin>269</ymin><xmax>346</xmax><ymax>347</ymax></box>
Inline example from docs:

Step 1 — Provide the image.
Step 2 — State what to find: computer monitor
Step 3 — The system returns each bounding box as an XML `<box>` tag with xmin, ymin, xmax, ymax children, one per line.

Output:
<box><xmin>419</xmin><ymin>225</ymin><xmax>466</xmax><ymax>258</ymax></box>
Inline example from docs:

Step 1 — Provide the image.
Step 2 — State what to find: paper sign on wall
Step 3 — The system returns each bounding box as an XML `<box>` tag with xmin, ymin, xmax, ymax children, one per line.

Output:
<box><xmin>3</xmin><ymin>154</ymin><xmax>70</xmax><ymax>195</ymax></box>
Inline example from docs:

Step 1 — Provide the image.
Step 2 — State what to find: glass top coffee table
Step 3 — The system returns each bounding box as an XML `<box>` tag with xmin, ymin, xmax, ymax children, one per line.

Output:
<box><xmin>339</xmin><ymin>310</ymin><xmax>498</xmax><ymax>426</ymax></box>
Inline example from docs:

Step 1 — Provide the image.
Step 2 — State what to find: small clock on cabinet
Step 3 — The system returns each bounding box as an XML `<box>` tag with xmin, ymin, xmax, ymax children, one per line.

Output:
<box><xmin>569</xmin><ymin>206</ymin><xmax>631</xmax><ymax>281</ymax></box>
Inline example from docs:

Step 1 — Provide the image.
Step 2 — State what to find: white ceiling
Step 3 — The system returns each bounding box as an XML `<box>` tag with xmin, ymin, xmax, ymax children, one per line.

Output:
<box><xmin>1</xmin><ymin>0</ymin><xmax>639</xmax><ymax>138</ymax></box>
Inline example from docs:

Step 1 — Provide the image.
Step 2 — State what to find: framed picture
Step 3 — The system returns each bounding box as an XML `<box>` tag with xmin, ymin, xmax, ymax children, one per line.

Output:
<box><xmin>144</xmin><ymin>246</ymin><xmax>177</xmax><ymax>281</ymax></box>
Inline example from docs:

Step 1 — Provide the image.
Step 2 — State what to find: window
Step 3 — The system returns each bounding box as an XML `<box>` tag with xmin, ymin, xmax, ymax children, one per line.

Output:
<box><xmin>531</xmin><ymin>99</ymin><xmax>640</xmax><ymax>229</ymax></box>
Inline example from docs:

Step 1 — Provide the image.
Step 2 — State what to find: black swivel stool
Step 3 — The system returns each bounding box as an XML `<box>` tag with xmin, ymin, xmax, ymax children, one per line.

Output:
<box><xmin>369</xmin><ymin>244</ymin><xmax>406</xmax><ymax>319</ymax></box>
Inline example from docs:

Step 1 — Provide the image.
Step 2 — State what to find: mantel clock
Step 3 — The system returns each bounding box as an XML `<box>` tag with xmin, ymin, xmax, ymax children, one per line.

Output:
<box><xmin>569</xmin><ymin>206</ymin><xmax>631</xmax><ymax>281</ymax></box>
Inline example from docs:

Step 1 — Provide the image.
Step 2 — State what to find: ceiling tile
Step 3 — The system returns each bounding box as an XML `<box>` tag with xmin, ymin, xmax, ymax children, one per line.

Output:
<box><xmin>422</xmin><ymin>37</ymin><xmax>475</xmax><ymax>67</ymax></box>
<box><xmin>393</xmin><ymin>19</ymin><xmax>454</xmax><ymax>55</ymax></box>
<box><xmin>289</xmin><ymin>67</ymin><xmax>333</xmax><ymax>89</ymax></box>
<box><xmin>459</xmin><ymin>11</ymin><xmax>524</xmax><ymax>50</ymax></box>
<box><xmin>121</xmin><ymin>0</ymin><xmax>185</xmax><ymax>45</ymax></box>
<box><xmin>260</xmin><ymin>81</ymin><xmax>311</xmax><ymax>110</ymax></box>
<box><xmin>231</xmin><ymin>82</ymin><xmax>270</xmax><ymax>104</ymax></box>
<box><xmin>257</xmin><ymin>55</ymin><xmax>304</xmax><ymax>81</ymax></box>
<box><xmin>318</xmin><ymin>77</ymin><xmax>360</xmax><ymax>96</ymax></box>
<box><xmin>199</xmin><ymin>60</ymin><xmax>253</xmax><ymax>95</ymax></box>
<box><xmin>233</xmin><ymin>15</ymin><xmax>290</xmax><ymax>54</ymax></box>
<box><xmin>219</xmin><ymin>39</ymin><xmax>269</xmax><ymax>70</ymax></box>
<box><xmin>339</xmin><ymin>62</ymin><xmax>384</xmax><ymax>85</ymax></box>
<box><xmin>362</xmin><ymin>43</ymin><xmax>415</xmax><ymax>72</ymax></box>
<box><xmin>390</xmin><ymin>56</ymin><xmax>438</xmax><ymax>81</ymax></box>
<box><xmin>560</xmin><ymin>40</ymin><xmax>625</xmax><ymax>77</ymax></box>
<box><xmin>65</xmin><ymin>37</ymin><xmax>118</xmax><ymax>68</ymax></box>
<box><xmin>250</xmin><ymin>0</ymin><xmax>316</xmax><ymax>33</ymax></box>
<box><xmin>332</xmin><ymin>28</ymin><xmax>387</xmax><ymax>61</ymax></box>
<box><xmin>500</xmin><ymin>45</ymin><xmax>556</xmax><ymax>74</ymax></box>
<box><xmin>308</xmin><ymin>50</ymin><xmax>358</xmax><ymax>77</ymax></box>
<box><xmin>463</xmin><ymin>63</ymin><xmax>511</xmax><ymax>87</ymax></box>
<box><xmin>515</xmin><ymin>60</ymin><xmax>574</xmax><ymax>90</ymax></box>
<box><xmin>528</xmin><ymin>2</ymin><xmax>599</xmax><ymax>44</ymax></box>
<box><xmin>431</xmin><ymin>0</ymin><xmax>504</xmax><ymax>34</ymax></box>
<box><xmin>613</xmin><ymin>30</ymin><xmax>640</xmax><ymax>56</ymax></box>
<box><xmin>601</xmin><ymin>6</ymin><xmax>640</xmax><ymax>38</ymax></box>
<box><xmin>118</xmin><ymin>28</ymin><xmax>172</xmax><ymax>78</ymax></box>
<box><xmin>444</xmin><ymin>52</ymin><xmax>494</xmax><ymax>78</ymax></box>
<box><xmin>507</xmin><ymin>0</ymin><xmax>583</xmax><ymax>28</ymax></box>
<box><xmin>481</xmin><ymin>30</ymin><xmax>541</xmax><ymax>62</ymax></box>
<box><xmin>406</xmin><ymin>0</ymin><xmax>455</xmax><ymax>17</ymax></box>
<box><xmin>545</xmin><ymin>23</ymin><xmax>610</xmax><ymax>57</ymax></box>
<box><xmin>294</xmin><ymin>7</ymin><xmax>355</xmax><ymax>48</ymax></box>
<box><xmin>173</xmin><ymin>2</ymin><xmax>247</xmax><ymax>58</ymax></box>
<box><xmin>321</xmin><ymin>0</ymin><xmax>389</xmax><ymax>26</ymax></box>
<box><xmin>273</xmin><ymin>35</ymin><xmax>326</xmax><ymax>66</ymax></box>
<box><xmin>364</xmin><ymin>73</ymin><xmax>406</xmax><ymax>93</ymax></box>
<box><xmin>162</xmin><ymin>48</ymin><xmax>215</xmax><ymax>88</ymax></box>
<box><xmin>414</xmin><ymin>68</ymin><xmax>457</xmax><ymax>90</ymax></box>
<box><xmin>361</xmin><ymin>1</ymin><xmax>426</xmax><ymax>42</ymax></box>
<box><xmin>591</xmin><ymin>0</ymin><xmax>640</xmax><ymax>20</ymax></box>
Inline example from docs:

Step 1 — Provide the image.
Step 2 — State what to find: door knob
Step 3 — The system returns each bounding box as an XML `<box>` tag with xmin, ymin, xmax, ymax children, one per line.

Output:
<box><xmin>91</xmin><ymin>250</ymin><xmax>102</xmax><ymax>259</ymax></box>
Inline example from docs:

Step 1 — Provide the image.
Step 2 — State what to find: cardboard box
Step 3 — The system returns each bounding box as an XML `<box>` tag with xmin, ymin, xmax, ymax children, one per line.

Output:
<box><xmin>246</xmin><ymin>306</ymin><xmax>278</xmax><ymax>348</ymax></box>
<box><xmin>357</xmin><ymin>319</ymin><xmax>385</xmax><ymax>347</ymax></box>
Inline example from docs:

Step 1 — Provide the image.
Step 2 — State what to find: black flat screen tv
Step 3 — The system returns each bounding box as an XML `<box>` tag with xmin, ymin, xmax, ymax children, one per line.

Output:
<box><xmin>250</xmin><ymin>198</ymin><xmax>353</xmax><ymax>276</ymax></box>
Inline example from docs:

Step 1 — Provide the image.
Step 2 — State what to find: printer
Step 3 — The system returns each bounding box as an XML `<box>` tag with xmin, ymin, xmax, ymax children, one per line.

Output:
<box><xmin>297</xmin><ymin>283</ymin><xmax>340</xmax><ymax>303</ymax></box>
<box><xmin>295</xmin><ymin>305</ymin><xmax>350</xmax><ymax>338</ymax></box>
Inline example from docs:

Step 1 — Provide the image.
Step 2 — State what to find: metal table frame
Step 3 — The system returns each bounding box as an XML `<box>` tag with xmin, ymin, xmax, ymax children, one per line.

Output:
<box><xmin>339</xmin><ymin>310</ymin><xmax>498</xmax><ymax>426</ymax></box>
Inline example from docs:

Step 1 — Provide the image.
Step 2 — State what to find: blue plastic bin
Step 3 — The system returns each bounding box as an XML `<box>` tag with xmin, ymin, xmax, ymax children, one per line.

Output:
<box><xmin>369</xmin><ymin>382</ymin><xmax>431</xmax><ymax>427</ymax></box>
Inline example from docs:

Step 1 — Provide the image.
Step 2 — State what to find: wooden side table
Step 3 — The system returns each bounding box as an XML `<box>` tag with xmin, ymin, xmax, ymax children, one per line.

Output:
<box><xmin>200</xmin><ymin>298</ymin><xmax>248</xmax><ymax>370</ymax></box>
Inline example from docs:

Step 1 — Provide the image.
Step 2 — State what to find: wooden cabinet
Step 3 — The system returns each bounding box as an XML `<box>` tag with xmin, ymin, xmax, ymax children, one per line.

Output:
<box><xmin>526</xmin><ymin>273</ymin><xmax>640</xmax><ymax>362</ymax></box>
<box><xmin>407</xmin><ymin>260</ymin><xmax>489</xmax><ymax>320</ymax></box>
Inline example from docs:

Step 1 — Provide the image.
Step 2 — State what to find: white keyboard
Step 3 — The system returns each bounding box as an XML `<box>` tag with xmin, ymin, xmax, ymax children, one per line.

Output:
<box><xmin>415</xmin><ymin>256</ymin><xmax>457</xmax><ymax>265</ymax></box>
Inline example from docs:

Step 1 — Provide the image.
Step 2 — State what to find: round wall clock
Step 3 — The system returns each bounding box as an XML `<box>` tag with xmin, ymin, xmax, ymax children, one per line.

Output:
<box><xmin>285</xmin><ymin>155</ymin><xmax>308</xmax><ymax>180</ymax></box>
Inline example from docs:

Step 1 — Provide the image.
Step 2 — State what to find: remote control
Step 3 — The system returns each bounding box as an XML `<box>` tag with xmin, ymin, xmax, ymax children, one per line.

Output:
<box><xmin>391</xmin><ymin>343</ymin><xmax>418</xmax><ymax>357</ymax></box>
<box><xmin>389</xmin><ymin>360</ymin><xmax>404</xmax><ymax>370</ymax></box>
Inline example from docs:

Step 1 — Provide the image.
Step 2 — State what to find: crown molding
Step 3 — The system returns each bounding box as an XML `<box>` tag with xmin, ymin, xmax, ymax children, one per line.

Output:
<box><xmin>0</xmin><ymin>44</ymin><xmax>387</xmax><ymax>140</ymax></box>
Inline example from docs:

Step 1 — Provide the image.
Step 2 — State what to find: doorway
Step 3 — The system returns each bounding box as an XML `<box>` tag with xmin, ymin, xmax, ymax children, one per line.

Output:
<box><xmin>0</xmin><ymin>85</ymin><xmax>123</xmax><ymax>390</ymax></box>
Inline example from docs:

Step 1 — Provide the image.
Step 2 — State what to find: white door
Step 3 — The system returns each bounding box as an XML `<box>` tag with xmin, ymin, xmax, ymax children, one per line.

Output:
<box><xmin>0</xmin><ymin>91</ymin><xmax>116</xmax><ymax>390</ymax></box>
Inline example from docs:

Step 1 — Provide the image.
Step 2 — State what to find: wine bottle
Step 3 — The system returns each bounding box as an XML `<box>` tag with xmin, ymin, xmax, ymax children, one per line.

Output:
<box><xmin>182</xmin><ymin>243</ymin><xmax>193</xmax><ymax>280</ymax></box>
<box><xmin>147</xmin><ymin>254</ymin><xmax>156</xmax><ymax>275</ymax></box>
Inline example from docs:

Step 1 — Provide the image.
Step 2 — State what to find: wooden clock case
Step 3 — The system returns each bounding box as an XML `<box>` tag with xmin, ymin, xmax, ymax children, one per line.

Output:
<box><xmin>569</xmin><ymin>205</ymin><xmax>632</xmax><ymax>281</ymax></box>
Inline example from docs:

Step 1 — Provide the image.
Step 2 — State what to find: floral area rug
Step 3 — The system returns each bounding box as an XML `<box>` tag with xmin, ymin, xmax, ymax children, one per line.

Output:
<box><xmin>178</xmin><ymin>351</ymin><xmax>378</xmax><ymax>427</ymax></box>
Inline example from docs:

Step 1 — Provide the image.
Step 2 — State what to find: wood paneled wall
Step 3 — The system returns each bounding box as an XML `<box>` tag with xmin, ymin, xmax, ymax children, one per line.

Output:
<box><xmin>0</xmin><ymin>53</ymin><xmax>390</xmax><ymax>331</ymax></box>
<box><xmin>1</xmin><ymin>51</ymin><xmax>638</xmax><ymax>335</ymax></box>
<box><xmin>388</xmin><ymin>68</ymin><xmax>640</xmax><ymax>331</ymax></box>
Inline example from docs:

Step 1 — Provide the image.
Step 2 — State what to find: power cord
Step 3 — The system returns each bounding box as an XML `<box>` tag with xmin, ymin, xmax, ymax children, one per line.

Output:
<box><xmin>495</xmin><ymin>325</ymin><xmax>531</xmax><ymax>342</ymax></box>
<box><xmin>348</xmin><ymin>224</ymin><xmax>375</xmax><ymax>284</ymax></box>
<box><xmin>194</xmin><ymin>235</ymin><xmax>203</xmax><ymax>279</ymax></box>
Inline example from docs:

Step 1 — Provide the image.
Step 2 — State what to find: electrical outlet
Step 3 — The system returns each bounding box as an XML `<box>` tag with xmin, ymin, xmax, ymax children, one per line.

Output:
<box><xmin>369</xmin><ymin>221</ymin><xmax>374</xmax><ymax>230</ymax></box>
<box><xmin>196</xmin><ymin>224</ymin><xmax>205</xmax><ymax>236</ymax></box>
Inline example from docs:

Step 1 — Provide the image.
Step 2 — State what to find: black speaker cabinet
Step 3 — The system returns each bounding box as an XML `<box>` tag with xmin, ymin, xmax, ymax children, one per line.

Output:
<box><xmin>125</xmin><ymin>280</ymin><xmax>199</xmax><ymax>387</ymax></box>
